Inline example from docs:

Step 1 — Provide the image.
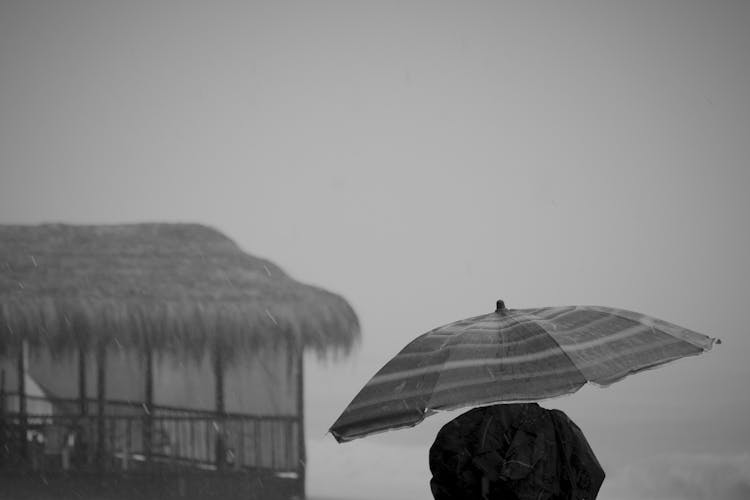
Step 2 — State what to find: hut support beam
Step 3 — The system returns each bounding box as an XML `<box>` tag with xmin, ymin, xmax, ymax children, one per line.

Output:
<box><xmin>1</xmin><ymin>368</ymin><xmax>5</xmax><ymax>415</ymax></box>
<box><xmin>297</xmin><ymin>350</ymin><xmax>306</xmax><ymax>498</ymax></box>
<box><xmin>78</xmin><ymin>345</ymin><xmax>87</xmax><ymax>416</ymax></box>
<box><xmin>214</xmin><ymin>346</ymin><xmax>226</xmax><ymax>469</ymax></box>
<box><xmin>96</xmin><ymin>341</ymin><xmax>107</xmax><ymax>468</ymax></box>
<box><xmin>144</xmin><ymin>348</ymin><xmax>153</xmax><ymax>461</ymax></box>
<box><xmin>16</xmin><ymin>339</ymin><xmax>27</xmax><ymax>462</ymax></box>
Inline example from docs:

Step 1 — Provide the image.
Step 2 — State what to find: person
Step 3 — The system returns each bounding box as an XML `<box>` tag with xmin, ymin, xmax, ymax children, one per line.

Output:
<box><xmin>429</xmin><ymin>403</ymin><xmax>604</xmax><ymax>500</ymax></box>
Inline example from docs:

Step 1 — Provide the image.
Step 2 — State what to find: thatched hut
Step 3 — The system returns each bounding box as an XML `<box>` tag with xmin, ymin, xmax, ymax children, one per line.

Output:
<box><xmin>0</xmin><ymin>223</ymin><xmax>359</xmax><ymax>499</ymax></box>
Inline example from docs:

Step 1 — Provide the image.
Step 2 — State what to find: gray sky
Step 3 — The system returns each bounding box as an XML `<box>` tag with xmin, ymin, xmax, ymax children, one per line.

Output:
<box><xmin>2</xmin><ymin>1</ymin><xmax>749</xmax><ymax>498</ymax></box>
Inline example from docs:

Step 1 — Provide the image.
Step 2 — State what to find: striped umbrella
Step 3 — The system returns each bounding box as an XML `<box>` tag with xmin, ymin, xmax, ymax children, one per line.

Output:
<box><xmin>330</xmin><ymin>300</ymin><xmax>719</xmax><ymax>443</ymax></box>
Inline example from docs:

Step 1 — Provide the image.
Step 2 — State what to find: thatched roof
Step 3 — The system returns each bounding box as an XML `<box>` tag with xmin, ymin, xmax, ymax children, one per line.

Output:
<box><xmin>0</xmin><ymin>223</ymin><xmax>359</xmax><ymax>359</ymax></box>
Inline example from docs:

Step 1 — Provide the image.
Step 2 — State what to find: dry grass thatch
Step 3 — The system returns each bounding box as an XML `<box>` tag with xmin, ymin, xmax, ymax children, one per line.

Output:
<box><xmin>0</xmin><ymin>223</ymin><xmax>360</xmax><ymax>360</ymax></box>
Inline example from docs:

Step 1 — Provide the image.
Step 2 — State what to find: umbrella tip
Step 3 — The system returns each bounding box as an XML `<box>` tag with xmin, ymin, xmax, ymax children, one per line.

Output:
<box><xmin>496</xmin><ymin>300</ymin><xmax>506</xmax><ymax>312</ymax></box>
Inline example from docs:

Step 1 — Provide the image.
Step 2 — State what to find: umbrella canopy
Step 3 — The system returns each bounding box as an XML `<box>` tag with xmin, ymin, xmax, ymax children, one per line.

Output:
<box><xmin>0</xmin><ymin>223</ymin><xmax>360</xmax><ymax>359</ymax></box>
<box><xmin>330</xmin><ymin>300</ymin><xmax>718</xmax><ymax>442</ymax></box>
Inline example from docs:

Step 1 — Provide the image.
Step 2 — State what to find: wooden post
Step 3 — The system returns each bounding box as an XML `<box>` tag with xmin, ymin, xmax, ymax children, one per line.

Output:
<box><xmin>1</xmin><ymin>368</ymin><xmax>5</xmax><ymax>466</ymax></box>
<box><xmin>123</xmin><ymin>418</ymin><xmax>131</xmax><ymax>471</ymax></box>
<box><xmin>78</xmin><ymin>344</ymin><xmax>87</xmax><ymax>416</ymax></box>
<box><xmin>144</xmin><ymin>347</ymin><xmax>153</xmax><ymax>462</ymax></box>
<box><xmin>214</xmin><ymin>346</ymin><xmax>225</xmax><ymax>415</ymax></box>
<box><xmin>297</xmin><ymin>350</ymin><xmax>306</xmax><ymax>498</ymax></box>
<box><xmin>96</xmin><ymin>340</ymin><xmax>107</xmax><ymax>469</ymax></box>
<box><xmin>1</xmin><ymin>368</ymin><xmax>5</xmax><ymax>415</ymax></box>
<box><xmin>213</xmin><ymin>345</ymin><xmax>226</xmax><ymax>469</ymax></box>
<box><xmin>17</xmin><ymin>339</ymin><xmax>27</xmax><ymax>462</ymax></box>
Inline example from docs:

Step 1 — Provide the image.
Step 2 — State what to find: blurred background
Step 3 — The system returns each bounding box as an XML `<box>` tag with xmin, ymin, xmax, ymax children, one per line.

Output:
<box><xmin>1</xmin><ymin>1</ymin><xmax>749</xmax><ymax>499</ymax></box>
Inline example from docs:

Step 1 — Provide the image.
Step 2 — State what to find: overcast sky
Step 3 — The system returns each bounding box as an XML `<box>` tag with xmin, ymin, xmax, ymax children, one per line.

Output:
<box><xmin>2</xmin><ymin>1</ymin><xmax>749</xmax><ymax>499</ymax></box>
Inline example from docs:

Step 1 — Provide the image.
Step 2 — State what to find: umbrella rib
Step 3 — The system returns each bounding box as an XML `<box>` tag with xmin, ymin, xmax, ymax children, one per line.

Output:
<box><xmin>434</xmin><ymin>313</ymin><xmax>494</xmax><ymax>348</ymax></box>
<box><xmin>582</xmin><ymin>306</ymin><xmax>716</xmax><ymax>351</ymax></box>
<box><xmin>511</xmin><ymin>311</ymin><xmax>587</xmax><ymax>383</ymax></box>
<box><xmin>424</xmin><ymin>313</ymin><xmax>512</xmax><ymax>410</ymax></box>
<box><xmin>424</xmin><ymin>311</ymin><xmax>583</xmax><ymax>410</ymax></box>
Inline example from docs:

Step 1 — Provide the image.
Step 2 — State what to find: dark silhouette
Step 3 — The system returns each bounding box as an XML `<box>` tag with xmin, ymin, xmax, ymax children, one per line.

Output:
<box><xmin>429</xmin><ymin>403</ymin><xmax>604</xmax><ymax>500</ymax></box>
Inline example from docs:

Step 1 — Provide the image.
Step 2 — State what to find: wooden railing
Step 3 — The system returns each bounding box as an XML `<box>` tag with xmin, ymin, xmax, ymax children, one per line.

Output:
<box><xmin>0</xmin><ymin>394</ymin><xmax>301</xmax><ymax>476</ymax></box>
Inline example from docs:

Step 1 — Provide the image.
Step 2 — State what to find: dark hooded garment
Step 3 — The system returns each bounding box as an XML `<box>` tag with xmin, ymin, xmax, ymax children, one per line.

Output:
<box><xmin>429</xmin><ymin>403</ymin><xmax>604</xmax><ymax>500</ymax></box>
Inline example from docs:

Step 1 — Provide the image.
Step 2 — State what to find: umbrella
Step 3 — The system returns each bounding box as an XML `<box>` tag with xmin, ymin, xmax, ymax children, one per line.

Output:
<box><xmin>330</xmin><ymin>299</ymin><xmax>718</xmax><ymax>443</ymax></box>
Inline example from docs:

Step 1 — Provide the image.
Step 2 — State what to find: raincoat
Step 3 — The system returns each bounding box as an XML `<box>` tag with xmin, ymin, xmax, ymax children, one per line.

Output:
<box><xmin>429</xmin><ymin>403</ymin><xmax>604</xmax><ymax>500</ymax></box>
